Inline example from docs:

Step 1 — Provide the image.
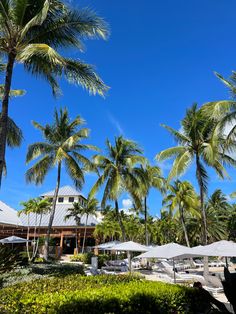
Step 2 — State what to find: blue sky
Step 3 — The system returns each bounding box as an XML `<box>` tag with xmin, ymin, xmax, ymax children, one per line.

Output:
<box><xmin>2</xmin><ymin>0</ymin><xmax>236</xmax><ymax>216</ymax></box>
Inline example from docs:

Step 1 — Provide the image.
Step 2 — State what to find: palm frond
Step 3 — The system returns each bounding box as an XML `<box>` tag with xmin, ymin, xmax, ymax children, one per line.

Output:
<box><xmin>26</xmin><ymin>155</ymin><xmax>54</xmax><ymax>184</ymax></box>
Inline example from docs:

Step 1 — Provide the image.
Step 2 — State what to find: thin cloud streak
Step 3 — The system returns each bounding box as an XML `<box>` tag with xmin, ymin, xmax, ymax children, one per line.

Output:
<box><xmin>107</xmin><ymin>113</ymin><xmax>125</xmax><ymax>135</ymax></box>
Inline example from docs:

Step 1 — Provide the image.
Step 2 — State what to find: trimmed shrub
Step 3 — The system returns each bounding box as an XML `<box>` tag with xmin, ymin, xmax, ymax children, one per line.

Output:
<box><xmin>0</xmin><ymin>275</ymin><xmax>203</xmax><ymax>313</ymax></box>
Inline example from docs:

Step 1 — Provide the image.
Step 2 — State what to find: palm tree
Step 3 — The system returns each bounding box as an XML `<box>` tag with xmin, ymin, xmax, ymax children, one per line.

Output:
<box><xmin>26</xmin><ymin>108</ymin><xmax>97</xmax><ymax>260</ymax></box>
<box><xmin>90</xmin><ymin>136</ymin><xmax>146</xmax><ymax>241</ymax></box>
<box><xmin>157</xmin><ymin>104</ymin><xmax>235</xmax><ymax>247</ymax></box>
<box><xmin>162</xmin><ymin>180</ymin><xmax>199</xmax><ymax>247</ymax></box>
<box><xmin>65</xmin><ymin>203</ymin><xmax>82</xmax><ymax>254</ymax></box>
<box><xmin>187</xmin><ymin>190</ymin><xmax>231</xmax><ymax>245</ymax></box>
<box><xmin>18</xmin><ymin>197</ymin><xmax>51</xmax><ymax>261</ymax></box>
<box><xmin>0</xmin><ymin>0</ymin><xmax>109</xmax><ymax>185</ymax></box>
<box><xmin>157</xmin><ymin>104</ymin><xmax>236</xmax><ymax>276</ymax></box>
<box><xmin>135</xmin><ymin>164</ymin><xmax>165</xmax><ymax>245</ymax></box>
<box><xmin>81</xmin><ymin>198</ymin><xmax>98</xmax><ymax>253</ymax></box>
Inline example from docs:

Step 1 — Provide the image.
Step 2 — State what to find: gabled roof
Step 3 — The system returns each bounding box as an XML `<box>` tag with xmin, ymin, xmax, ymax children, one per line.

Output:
<box><xmin>41</xmin><ymin>185</ymin><xmax>85</xmax><ymax>198</ymax></box>
<box><xmin>20</xmin><ymin>203</ymin><xmax>99</xmax><ymax>227</ymax></box>
<box><xmin>0</xmin><ymin>201</ymin><xmax>22</xmax><ymax>226</ymax></box>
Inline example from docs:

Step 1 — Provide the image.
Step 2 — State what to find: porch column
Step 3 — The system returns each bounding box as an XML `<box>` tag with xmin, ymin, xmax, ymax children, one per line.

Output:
<box><xmin>60</xmin><ymin>233</ymin><xmax>64</xmax><ymax>256</ymax></box>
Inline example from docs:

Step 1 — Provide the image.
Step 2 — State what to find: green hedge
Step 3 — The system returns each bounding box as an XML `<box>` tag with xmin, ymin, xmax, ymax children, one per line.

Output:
<box><xmin>0</xmin><ymin>275</ymin><xmax>202</xmax><ymax>313</ymax></box>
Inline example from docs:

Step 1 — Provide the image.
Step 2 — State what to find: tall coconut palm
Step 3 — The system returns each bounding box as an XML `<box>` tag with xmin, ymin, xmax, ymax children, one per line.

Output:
<box><xmin>157</xmin><ymin>104</ymin><xmax>235</xmax><ymax>246</ymax></box>
<box><xmin>18</xmin><ymin>197</ymin><xmax>51</xmax><ymax>261</ymax></box>
<box><xmin>0</xmin><ymin>0</ymin><xmax>109</xmax><ymax>185</ymax></box>
<box><xmin>26</xmin><ymin>108</ymin><xmax>97</xmax><ymax>260</ymax></box>
<box><xmin>134</xmin><ymin>164</ymin><xmax>165</xmax><ymax>245</ymax></box>
<box><xmin>157</xmin><ymin>104</ymin><xmax>236</xmax><ymax>276</ymax></box>
<box><xmin>90</xmin><ymin>136</ymin><xmax>146</xmax><ymax>241</ymax></box>
<box><xmin>162</xmin><ymin>180</ymin><xmax>199</xmax><ymax>247</ymax></box>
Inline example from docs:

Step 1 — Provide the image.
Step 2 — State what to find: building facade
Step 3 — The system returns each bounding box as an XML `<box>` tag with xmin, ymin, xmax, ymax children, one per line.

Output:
<box><xmin>0</xmin><ymin>186</ymin><xmax>101</xmax><ymax>255</ymax></box>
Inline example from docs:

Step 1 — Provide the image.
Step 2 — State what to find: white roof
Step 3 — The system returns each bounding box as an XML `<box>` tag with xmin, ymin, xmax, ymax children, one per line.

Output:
<box><xmin>138</xmin><ymin>243</ymin><xmax>193</xmax><ymax>259</ymax></box>
<box><xmin>41</xmin><ymin>185</ymin><xmax>85</xmax><ymax>198</ymax></box>
<box><xmin>191</xmin><ymin>240</ymin><xmax>236</xmax><ymax>257</ymax></box>
<box><xmin>0</xmin><ymin>201</ymin><xmax>22</xmax><ymax>226</ymax></box>
<box><xmin>20</xmin><ymin>203</ymin><xmax>99</xmax><ymax>227</ymax></box>
<box><xmin>109</xmin><ymin>241</ymin><xmax>148</xmax><ymax>252</ymax></box>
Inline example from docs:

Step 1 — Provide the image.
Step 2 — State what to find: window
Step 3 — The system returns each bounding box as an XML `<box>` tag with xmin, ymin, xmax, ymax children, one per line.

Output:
<box><xmin>69</xmin><ymin>197</ymin><xmax>74</xmax><ymax>203</ymax></box>
<box><xmin>58</xmin><ymin>197</ymin><xmax>64</xmax><ymax>203</ymax></box>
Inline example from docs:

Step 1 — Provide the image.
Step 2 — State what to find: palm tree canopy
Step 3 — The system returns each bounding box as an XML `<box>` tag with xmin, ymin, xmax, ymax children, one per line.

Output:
<box><xmin>67</xmin><ymin>197</ymin><xmax>98</xmax><ymax>222</ymax></box>
<box><xmin>0</xmin><ymin>0</ymin><xmax>109</xmax><ymax>96</ymax></box>
<box><xmin>90</xmin><ymin>136</ymin><xmax>147</xmax><ymax>207</ymax></box>
<box><xmin>26</xmin><ymin>107</ymin><xmax>97</xmax><ymax>188</ymax></box>
<box><xmin>156</xmin><ymin>104</ymin><xmax>236</xmax><ymax>193</ymax></box>
<box><xmin>18</xmin><ymin>197</ymin><xmax>51</xmax><ymax>216</ymax></box>
<box><xmin>162</xmin><ymin>180</ymin><xmax>199</xmax><ymax>218</ymax></box>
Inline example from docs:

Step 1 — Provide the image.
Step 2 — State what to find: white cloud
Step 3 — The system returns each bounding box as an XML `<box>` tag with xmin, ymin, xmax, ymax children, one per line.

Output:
<box><xmin>120</xmin><ymin>198</ymin><xmax>133</xmax><ymax>215</ymax></box>
<box><xmin>122</xmin><ymin>198</ymin><xmax>133</xmax><ymax>209</ymax></box>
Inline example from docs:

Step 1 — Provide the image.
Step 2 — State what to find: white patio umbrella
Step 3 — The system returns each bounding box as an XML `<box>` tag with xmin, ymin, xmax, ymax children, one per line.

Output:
<box><xmin>0</xmin><ymin>236</ymin><xmax>30</xmax><ymax>244</ymax></box>
<box><xmin>137</xmin><ymin>243</ymin><xmax>194</xmax><ymax>282</ymax></box>
<box><xmin>191</xmin><ymin>240</ymin><xmax>236</xmax><ymax>257</ymax></box>
<box><xmin>108</xmin><ymin>241</ymin><xmax>148</xmax><ymax>271</ymax></box>
<box><xmin>191</xmin><ymin>240</ymin><xmax>236</xmax><ymax>267</ymax></box>
<box><xmin>95</xmin><ymin>241</ymin><xmax>121</xmax><ymax>250</ymax></box>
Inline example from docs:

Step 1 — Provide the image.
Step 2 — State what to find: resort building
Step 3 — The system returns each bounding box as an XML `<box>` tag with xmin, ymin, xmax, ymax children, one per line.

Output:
<box><xmin>0</xmin><ymin>186</ymin><xmax>101</xmax><ymax>256</ymax></box>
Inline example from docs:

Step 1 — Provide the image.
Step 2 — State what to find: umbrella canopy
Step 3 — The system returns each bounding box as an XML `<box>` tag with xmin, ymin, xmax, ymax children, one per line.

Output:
<box><xmin>0</xmin><ymin>236</ymin><xmax>30</xmax><ymax>244</ymax></box>
<box><xmin>95</xmin><ymin>241</ymin><xmax>121</xmax><ymax>250</ymax></box>
<box><xmin>137</xmin><ymin>243</ymin><xmax>193</xmax><ymax>259</ymax></box>
<box><xmin>191</xmin><ymin>240</ymin><xmax>236</xmax><ymax>257</ymax></box>
<box><xmin>109</xmin><ymin>241</ymin><xmax>148</xmax><ymax>252</ymax></box>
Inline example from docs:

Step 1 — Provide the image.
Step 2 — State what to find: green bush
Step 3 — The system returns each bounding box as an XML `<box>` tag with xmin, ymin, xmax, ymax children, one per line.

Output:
<box><xmin>70</xmin><ymin>253</ymin><xmax>109</xmax><ymax>268</ymax></box>
<box><xmin>70</xmin><ymin>252</ymin><xmax>94</xmax><ymax>264</ymax></box>
<box><xmin>0</xmin><ymin>274</ymin><xmax>204</xmax><ymax>313</ymax></box>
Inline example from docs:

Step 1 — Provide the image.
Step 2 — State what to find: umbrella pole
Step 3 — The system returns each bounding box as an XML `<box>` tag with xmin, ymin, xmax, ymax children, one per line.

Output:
<box><xmin>225</xmin><ymin>257</ymin><xmax>229</xmax><ymax>269</ymax></box>
<box><xmin>128</xmin><ymin>251</ymin><xmax>132</xmax><ymax>273</ymax></box>
<box><xmin>173</xmin><ymin>259</ymin><xmax>176</xmax><ymax>283</ymax></box>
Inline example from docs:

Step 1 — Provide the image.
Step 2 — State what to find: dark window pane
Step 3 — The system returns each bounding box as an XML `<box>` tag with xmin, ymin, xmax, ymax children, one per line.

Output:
<box><xmin>58</xmin><ymin>197</ymin><xmax>64</xmax><ymax>203</ymax></box>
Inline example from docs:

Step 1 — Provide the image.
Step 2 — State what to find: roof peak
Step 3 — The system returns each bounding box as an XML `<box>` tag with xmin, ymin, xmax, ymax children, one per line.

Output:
<box><xmin>41</xmin><ymin>185</ymin><xmax>85</xmax><ymax>197</ymax></box>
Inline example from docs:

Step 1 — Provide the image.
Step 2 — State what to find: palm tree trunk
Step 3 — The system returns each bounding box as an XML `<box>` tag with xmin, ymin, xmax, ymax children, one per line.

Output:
<box><xmin>44</xmin><ymin>162</ymin><xmax>61</xmax><ymax>260</ymax></box>
<box><xmin>115</xmin><ymin>199</ymin><xmax>126</xmax><ymax>241</ymax></box>
<box><xmin>75</xmin><ymin>225</ymin><xmax>78</xmax><ymax>254</ymax></box>
<box><xmin>196</xmin><ymin>155</ymin><xmax>209</xmax><ymax>277</ymax></box>
<box><xmin>0</xmin><ymin>53</ymin><xmax>16</xmax><ymax>185</ymax></box>
<box><xmin>26</xmin><ymin>214</ymin><xmax>30</xmax><ymax>261</ymax></box>
<box><xmin>144</xmin><ymin>196</ymin><xmax>148</xmax><ymax>246</ymax></box>
<box><xmin>33</xmin><ymin>214</ymin><xmax>43</xmax><ymax>260</ymax></box>
<box><xmin>82</xmin><ymin>215</ymin><xmax>88</xmax><ymax>254</ymax></box>
<box><xmin>179</xmin><ymin>206</ymin><xmax>190</xmax><ymax>247</ymax></box>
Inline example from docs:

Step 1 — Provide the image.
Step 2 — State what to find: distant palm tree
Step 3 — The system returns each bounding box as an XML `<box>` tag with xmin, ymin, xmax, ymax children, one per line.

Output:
<box><xmin>162</xmin><ymin>180</ymin><xmax>199</xmax><ymax>247</ymax></box>
<box><xmin>71</xmin><ymin>198</ymin><xmax>98</xmax><ymax>253</ymax></box>
<box><xmin>26</xmin><ymin>108</ymin><xmax>97</xmax><ymax>260</ymax></box>
<box><xmin>90</xmin><ymin>136</ymin><xmax>146</xmax><ymax>241</ymax></box>
<box><xmin>0</xmin><ymin>0</ymin><xmax>109</xmax><ymax>185</ymax></box>
<box><xmin>65</xmin><ymin>203</ymin><xmax>82</xmax><ymax>254</ymax></box>
<box><xmin>18</xmin><ymin>197</ymin><xmax>51</xmax><ymax>261</ymax></box>
<box><xmin>135</xmin><ymin>164</ymin><xmax>165</xmax><ymax>245</ymax></box>
<box><xmin>82</xmin><ymin>198</ymin><xmax>98</xmax><ymax>253</ymax></box>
